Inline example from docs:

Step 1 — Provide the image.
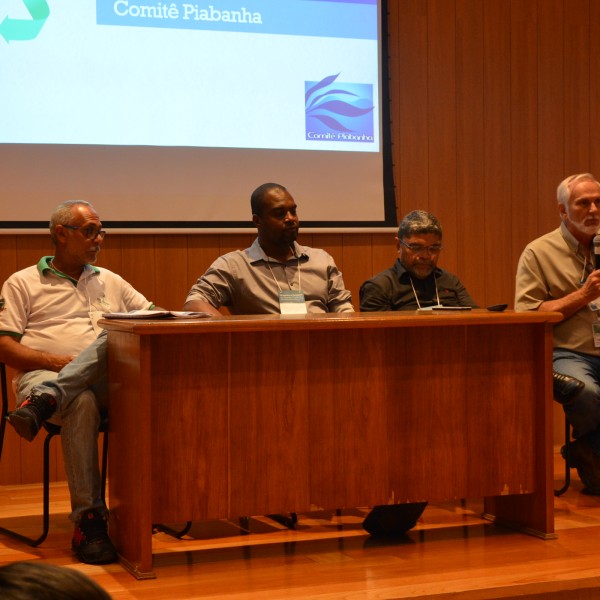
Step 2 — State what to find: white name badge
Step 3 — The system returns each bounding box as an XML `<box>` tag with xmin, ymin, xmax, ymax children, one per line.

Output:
<box><xmin>279</xmin><ymin>290</ymin><xmax>307</xmax><ymax>315</ymax></box>
<box><xmin>89</xmin><ymin>309</ymin><xmax>105</xmax><ymax>337</ymax></box>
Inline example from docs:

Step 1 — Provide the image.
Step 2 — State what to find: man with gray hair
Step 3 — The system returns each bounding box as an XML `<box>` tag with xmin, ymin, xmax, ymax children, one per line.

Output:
<box><xmin>0</xmin><ymin>200</ymin><xmax>155</xmax><ymax>564</ymax></box>
<box><xmin>358</xmin><ymin>210</ymin><xmax>477</xmax><ymax>536</ymax></box>
<box><xmin>516</xmin><ymin>173</ymin><xmax>600</xmax><ymax>495</ymax></box>
<box><xmin>360</xmin><ymin>210</ymin><xmax>477</xmax><ymax>311</ymax></box>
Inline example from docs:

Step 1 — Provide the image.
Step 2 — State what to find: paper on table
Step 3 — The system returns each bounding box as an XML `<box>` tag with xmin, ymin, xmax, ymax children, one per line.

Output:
<box><xmin>417</xmin><ymin>306</ymin><xmax>472</xmax><ymax>312</ymax></box>
<box><xmin>102</xmin><ymin>309</ymin><xmax>212</xmax><ymax>319</ymax></box>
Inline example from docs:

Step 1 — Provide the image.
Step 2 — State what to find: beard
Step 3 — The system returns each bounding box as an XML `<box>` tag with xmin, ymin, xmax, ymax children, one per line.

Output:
<box><xmin>281</xmin><ymin>226</ymin><xmax>299</xmax><ymax>244</ymax></box>
<box><xmin>408</xmin><ymin>262</ymin><xmax>435</xmax><ymax>279</ymax></box>
<box><xmin>568</xmin><ymin>216</ymin><xmax>600</xmax><ymax>237</ymax></box>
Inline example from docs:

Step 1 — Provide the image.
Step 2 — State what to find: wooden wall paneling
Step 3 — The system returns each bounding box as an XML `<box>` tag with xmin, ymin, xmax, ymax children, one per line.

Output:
<box><xmin>396</xmin><ymin>0</ymin><xmax>430</xmax><ymax>218</ymax></box>
<box><xmin>427</xmin><ymin>0</ymin><xmax>458</xmax><ymax>277</ymax></box>
<box><xmin>9</xmin><ymin>442</ymin><xmax>39</xmax><ymax>486</ymax></box>
<box><xmin>297</xmin><ymin>233</ymin><xmax>313</xmax><ymax>258</ymax></box>
<box><xmin>153</xmin><ymin>235</ymin><xmax>189</xmax><ymax>310</ymax></box>
<box><xmin>592</xmin><ymin>0</ymin><xmax>600</xmax><ymax>172</ymax></box>
<box><xmin>537</xmin><ymin>0</ymin><xmax>565</xmax><ymax>236</ymax></box>
<box><xmin>186</xmin><ymin>233</ymin><xmax>221</xmax><ymax>296</ymax></box>
<box><xmin>15</xmin><ymin>235</ymin><xmax>52</xmax><ymax>271</ymax></box>
<box><xmin>95</xmin><ymin>233</ymin><xmax>123</xmax><ymax>277</ymax></box>
<box><xmin>49</xmin><ymin>432</ymin><xmax>67</xmax><ymax>484</ymax></box>
<box><xmin>536</xmin><ymin>0</ymin><xmax>563</xmax><ymax>465</ymax></box>
<box><xmin>0</xmin><ymin>236</ymin><xmax>19</xmax><ymax>485</ymax></box>
<box><xmin>17</xmin><ymin>431</ymin><xmax>47</xmax><ymax>485</ymax></box>
<box><xmin>0</xmin><ymin>235</ymin><xmax>16</xmax><ymax>288</ymax></box>
<box><xmin>340</xmin><ymin>234</ymin><xmax>373</xmax><ymax>310</ymax></box>
<box><xmin>311</xmin><ymin>233</ymin><xmax>347</xmax><ymax>302</ymax></box>
<box><xmin>0</xmin><ymin>366</ymin><xmax>21</xmax><ymax>486</ymax></box>
<box><xmin>119</xmin><ymin>234</ymin><xmax>156</xmax><ymax>303</ymax></box>
<box><xmin>311</xmin><ymin>234</ymin><xmax>343</xmax><ymax>269</ymax></box>
<box><xmin>483</xmin><ymin>1</ymin><xmax>513</xmax><ymax>308</ymax></box>
<box><xmin>218</xmin><ymin>234</ymin><xmax>254</xmax><ymax>255</ymax></box>
<box><xmin>456</xmin><ymin>0</ymin><xmax>486</xmax><ymax>306</ymax></box>
<box><xmin>563</xmin><ymin>0</ymin><xmax>591</xmax><ymax>174</ymax></box>
<box><xmin>370</xmin><ymin>232</ymin><xmax>397</xmax><ymax>281</ymax></box>
<box><xmin>590</xmin><ymin>0</ymin><xmax>600</xmax><ymax>171</ymax></box>
<box><xmin>510</xmin><ymin>0</ymin><xmax>540</xmax><ymax>292</ymax></box>
<box><xmin>589</xmin><ymin>0</ymin><xmax>600</xmax><ymax>177</ymax></box>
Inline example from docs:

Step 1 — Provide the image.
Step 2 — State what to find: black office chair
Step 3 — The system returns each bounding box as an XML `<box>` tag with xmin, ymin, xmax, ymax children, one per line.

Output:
<box><xmin>554</xmin><ymin>415</ymin><xmax>571</xmax><ymax>497</ymax></box>
<box><xmin>0</xmin><ymin>362</ymin><xmax>108</xmax><ymax>546</ymax></box>
<box><xmin>552</xmin><ymin>372</ymin><xmax>584</xmax><ymax>497</ymax></box>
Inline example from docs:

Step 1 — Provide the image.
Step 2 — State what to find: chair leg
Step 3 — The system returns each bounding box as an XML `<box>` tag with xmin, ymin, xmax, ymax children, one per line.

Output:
<box><xmin>266</xmin><ymin>513</ymin><xmax>298</xmax><ymax>529</ymax></box>
<box><xmin>101</xmin><ymin>429</ymin><xmax>108</xmax><ymax>504</ymax></box>
<box><xmin>152</xmin><ymin>522</ymin><xmax>193</xmax><ymax>538</ymax></box>
<box><xmin>0</xmin><ymin>401</ymin><xmax>109</xmax><ymax>547</ymax></box>
<box><xmin>0</xmin><ymin>430</ymin><xmax>56</xmax><ymax>547</ymax></box>
<box><xmin>555</xmin><ymin>417</ymin><xmax>571</xmax><ymax>497</ymax></box>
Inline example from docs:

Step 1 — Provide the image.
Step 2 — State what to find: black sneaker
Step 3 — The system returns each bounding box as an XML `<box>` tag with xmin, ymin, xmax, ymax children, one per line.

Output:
<box><xmin>72</xmin><ymin>509</ymin><xmax>118</xmax><ymax>565</ymax></box>
<box><xmin>553</xmin><ymin>371</ymin><xmax>585</xmax><ymax>405</ymax></box>
<box><xmin>6</xmin><ymin>392</ymin><xmax>57</xmax><ymax>442</ymax></box>
<box><xmin>569</xmin><ymin>438</ymin><xmax>600</xmax><ymax>495</ymax></box>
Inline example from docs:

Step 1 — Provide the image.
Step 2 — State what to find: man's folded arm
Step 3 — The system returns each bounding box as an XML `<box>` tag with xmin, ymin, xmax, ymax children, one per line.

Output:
<box><xmin>0</xmin><ymin>334</ymin><xmax>74</xmax><ymax>373</ymax></box>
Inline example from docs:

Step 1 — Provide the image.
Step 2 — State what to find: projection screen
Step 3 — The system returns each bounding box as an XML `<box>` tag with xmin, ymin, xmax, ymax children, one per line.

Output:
<box><xmin>0</xmin><ymin>0</ymin><xmax>396</xmax><ymax>232</ymax></box>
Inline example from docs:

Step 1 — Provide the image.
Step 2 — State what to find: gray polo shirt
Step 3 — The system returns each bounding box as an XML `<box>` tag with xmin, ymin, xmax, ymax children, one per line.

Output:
<box><xmin>186</xmin><ymin>238</ymin><xmax>354</xmax><ymax>314</ymax></box>
<box><xmin>515</xmin><ymin>223</ymin><xmax>598</xmax><ymax>356</ymax></box>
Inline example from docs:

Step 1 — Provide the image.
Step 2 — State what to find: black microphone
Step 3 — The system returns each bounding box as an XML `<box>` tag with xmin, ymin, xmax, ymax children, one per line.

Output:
<box><xmin>594</xmin><ymin>233</ymin><xmax>600</xmax><ymax>269</ymax></box>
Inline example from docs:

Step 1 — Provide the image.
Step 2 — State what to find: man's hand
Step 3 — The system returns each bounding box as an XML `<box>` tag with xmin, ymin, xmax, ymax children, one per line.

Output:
<box><xmin>580</xmin><ymin>269</ymin><xmax>600</xmax><ymax>304</ymax></box>
<box><xmin>0</xmin><ymin>336</ymin><xmax>76</xmax><ymax>373</ymax></box>
<box><xmin>44</xmin><ymin>353</ymin><xmax>76</xmax><ymax>372</ymax></box>
<box><xmin>541</xmin><ymin>269</ymin><xmax>600</xmax><ymax>319</ymax></box>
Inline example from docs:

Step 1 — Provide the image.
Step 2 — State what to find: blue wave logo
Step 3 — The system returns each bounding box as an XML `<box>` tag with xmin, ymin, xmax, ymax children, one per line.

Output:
<box><xmin>305</xmin><ymin>73</ymin><xmax>374</xmax><ymax>143</ymax></box>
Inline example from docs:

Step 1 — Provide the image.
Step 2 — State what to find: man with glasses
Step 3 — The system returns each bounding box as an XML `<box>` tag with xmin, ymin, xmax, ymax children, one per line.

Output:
<box><xmin>0</xmin><ymin>200</ymin><xmax>155</xmax><ymax>564</ymax></box>
<box><xmin>358</xmin><ymin>210</ymin><xmax>476</xmax><ymax>536</ymax></box>
<box><xmin>360</xmin><ymin>210</ymin><xmax>477</xmax><ymax>311</ymax></box>
<box><xmin>516</xmin><ymin>173</ymin><xmax>600</xmax><ymax>495</ymax></box>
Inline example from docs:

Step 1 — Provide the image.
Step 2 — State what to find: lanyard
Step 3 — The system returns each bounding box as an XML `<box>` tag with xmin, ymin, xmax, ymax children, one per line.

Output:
<box><xmin>266</xmin><ymin>255</ymin><xmax>302</xmax><ymax>292</ymax></box>
<box><xmin>409</xmin><ymin>275</ymin><xmax>440</xmax><ymax>309</ymax></box>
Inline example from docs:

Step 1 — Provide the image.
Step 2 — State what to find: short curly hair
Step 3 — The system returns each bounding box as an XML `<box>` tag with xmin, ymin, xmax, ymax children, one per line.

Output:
<box><xmin>397</xmin><ymin>210</ymin><xmax>442</xmax><ymax>240</ymax></box>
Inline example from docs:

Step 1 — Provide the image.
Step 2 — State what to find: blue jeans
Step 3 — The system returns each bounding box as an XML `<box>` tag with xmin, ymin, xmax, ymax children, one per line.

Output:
<box><xmin>17</xmin><ymin>331</ymin><xmax>109</xmax><ymax>522</ymax></box>
<box><xmin>554</xmin><ymin>348</ymin><xmax>600</xmax><ymax>455</ymax></box>
<box><xmin>35</xmin><ymin>330</ymin><xmax>108</xmax><ymax>407</ymax></box>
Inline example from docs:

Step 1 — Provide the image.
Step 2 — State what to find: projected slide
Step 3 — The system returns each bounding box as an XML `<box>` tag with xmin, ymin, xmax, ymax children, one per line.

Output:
<box><xmin>0</xmin><ymin>0</ymin><xmax>393</xmax><ymax>229</ymax></box>
<box><xmin>2</xmin><ymin>0</ymin><xmax>379</xmax><ymax>151</ymax></box>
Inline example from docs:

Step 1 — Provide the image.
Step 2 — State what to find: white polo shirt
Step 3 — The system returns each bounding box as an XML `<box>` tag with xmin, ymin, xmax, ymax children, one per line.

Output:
<box><xmin>0</xmin><ymin>257</ymin><xmax>152</xmax><ymax>357</ymax></box>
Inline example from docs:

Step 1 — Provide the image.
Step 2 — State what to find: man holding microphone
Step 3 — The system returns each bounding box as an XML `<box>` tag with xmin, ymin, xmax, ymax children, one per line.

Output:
<box><xmin>515</xmin><ymin>173</ymin><xmax>600</xmax><ymax>495</ymax></box>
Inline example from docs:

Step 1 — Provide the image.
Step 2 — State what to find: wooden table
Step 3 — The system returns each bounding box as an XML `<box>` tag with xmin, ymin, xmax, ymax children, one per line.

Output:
<box><xmin>101</xmin><ymin>309</ymin><xmax>561</xmax><ymax>578</ymax></box>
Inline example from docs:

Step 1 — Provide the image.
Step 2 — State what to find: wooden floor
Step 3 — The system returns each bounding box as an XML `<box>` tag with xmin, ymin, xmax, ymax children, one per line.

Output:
<box><xmin>2</xmin><ymin>448</ymin><xmax>600</xmax><ymax>600</ymax></box>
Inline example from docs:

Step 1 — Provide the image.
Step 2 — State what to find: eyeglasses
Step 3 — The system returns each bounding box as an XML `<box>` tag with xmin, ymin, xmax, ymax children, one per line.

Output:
<box><xmin>63</xmin><ymin>225</ymin><xmax>106</xmax><ymax>240</ymax></box>
<box><xmin>399</xmin><ymin>239</ymin><xmax>443</xmax><ymax>255</ymax></box>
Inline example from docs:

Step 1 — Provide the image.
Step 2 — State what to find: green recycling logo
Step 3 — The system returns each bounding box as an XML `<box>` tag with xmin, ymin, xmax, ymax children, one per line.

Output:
<box><xmin>0</xmin><ymin>0</ymin><xmax>50</xmax><ymax>43</ymax></box>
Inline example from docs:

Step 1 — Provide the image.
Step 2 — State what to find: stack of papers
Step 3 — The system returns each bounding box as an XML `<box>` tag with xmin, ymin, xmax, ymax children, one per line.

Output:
<box><xmin>417</xmin><ymin>306</ymin><xmax>472</xmax><ymax>312</ymax></box>
<box><xmin>102</xmin><ymin>310</ymin><xmax>211</xmax><ymax>319</ymax></box>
